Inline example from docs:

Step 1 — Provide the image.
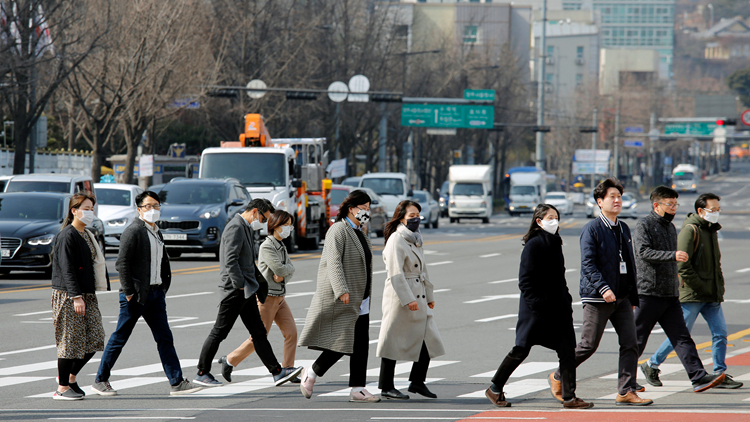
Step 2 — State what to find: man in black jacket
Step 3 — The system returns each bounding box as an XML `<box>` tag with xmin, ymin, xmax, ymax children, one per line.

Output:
<box><xmin>193</xmin><ymin>199</ymin><xmax>302</xmax><ymax>387</ymax></box>
<box><xmin>93</xmin><ymin>191</ymin><xmax>202</xmax><ymax>397</ymax></box>
<box><xmin>634</xmin><ymin>186</ymin><xmax>724</xmax><ymax>392</ymax></box>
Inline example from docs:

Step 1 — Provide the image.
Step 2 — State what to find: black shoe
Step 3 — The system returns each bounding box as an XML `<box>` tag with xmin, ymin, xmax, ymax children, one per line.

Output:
<box><xmin>716</xmin><ymin>373</ymin><xmax>743</xmax><ymax>389</ymax></box>
<box><xmin>408</xmin><ymin>382</ymin><xmax>437</xmax><ymax>399</ymax></box>
<box><xmin>640</xmin><ymin>362</ymin><xmax>662</xmax><ymax>387</ymax></box>
<box><xmin>635</xmin><ymin>382</ymin><xmax>645</xmax><ymax>392</ymax></box>
<box><xmin>218</xmin><ymin>355</ymin><xmax>232</xmax><ymax>383</ymax></box>
<box><xmin>381</xmin><ymin>388</ymin><xmax>410</xmax><ymax>400</ymax></box>
<box><xmin>289</xmin><ymin>376</ymin><xmax>301</xmax><ymax>384</ymax></box>
<box><xmin>68</xmin><ymin>382</ymin><xmax>86</xmax><ymax>396</ymax></box>
<box><xmin>693</xmin><ymin>373</ymin><xmax>725</xmax><ymax>392</ymax></box>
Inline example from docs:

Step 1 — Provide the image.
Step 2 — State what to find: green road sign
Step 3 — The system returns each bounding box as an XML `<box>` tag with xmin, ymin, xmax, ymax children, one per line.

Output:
<box><xmin>663</xmin><ymin>122</ymin><xmax>717</xmax><ymax>136</ymax></box>
<box><xmin>401</xmin><ymin>104</ymin><xmax>494</xmax><ymax>129</ymax></box>
<box><xmin>463</xmin><ymin>89</ymin><xmax>496</xmax><ymax>101</ymax></box>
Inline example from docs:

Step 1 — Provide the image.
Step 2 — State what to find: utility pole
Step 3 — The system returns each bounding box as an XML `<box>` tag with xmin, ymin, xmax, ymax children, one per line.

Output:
<box><xmin>535</xmin><ymin>0</ymin><xmax>547</xmax><ymax>171</ymax></box>
<box><xmin>649</xmin><ymin>112</ymin><xmax>656</xmax><ymax>189</ymax></box>
<box><xmin>379</xmin><ymin>102</ymin><xmax>387</xmax><ymax>173</ymax></box>
<box><xmin>590</xmin><ymin>108</ymin><xmax>597</xmax><ymax>191</ymax></box>
<box><xmin>614</xmin><ymin>101</ymin><xmax>620</xmax><ymax>179</ymax></box>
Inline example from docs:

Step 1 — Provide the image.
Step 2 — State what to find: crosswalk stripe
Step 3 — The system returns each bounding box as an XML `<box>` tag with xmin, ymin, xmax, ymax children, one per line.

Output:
<box><xmin>464</xmin><ymin>294</ymin><xmax>520</xmax><ymax>304</ymax></box>
<box><xmin>458</xmin><ymin>378</ymin><xmax>549</xmax><ymax>398</ymax></box>
<box><xmin>344</xmin><ymin>360</ymin><xmax>459</xmax><ymax>378</ymax></box>
<box><xmin>600</xmin><ymin>363</ymin><xmax>686</xmax><ymax>380</ymax></box>
<box><xmin>0</xmin><ymin>359</ymin><xmax>96</xmax><ymax>376</ymax></box>
<box><xmin>0</xmin><ymin>376</ymin><xmax>52</xmax><ymax>387</ymax></box>
<box><xmin>188</xmin><ymin>376</ymin><xmax>276</xmax><ymax>397</ymax></box>
<box><xmin>27</xmin><ymin>376</ymin><xmax>166</xmax><ymax>398</ymax></box>
<box><xmin>488</xmin><ymin>278</ymin><xmax>518</xmax><ymax>285</ymax></box>
<box><xmin>285</xmin><ymin>292</ymin><xmax>315</xmax><ymax>299</ymax></box>
<box><xmin>90</xmin><ymin>359</ymin><xmax>198</xmax><ymax>377</ymax></box>
<box><xmin>319</xmin><ymin>377</ymin><xmax>442</xmax><ymax>397</ymax></box>
<box><xmin>470</xmin><ymin>362</ymin><xmax>559</xmax><ymax>379</ymax></box>
<box><xmin>0</xmin><ymin>345</ymin><xmax>56</xmax><ymax>356</ymax></box>
<box><xmin>231</xmin><ymin>360</ymin><xmax>316</xmax><ymax>377</ymax></box>
<box><xmin>598</xmin><ymin>380</ymin><xmax>692</xmax><ymax>400</ymax></box>
<box><xmin>475</xmin><ymin>314</ymin><xmax>517</xmax><ymax>323</ymax></box>
<box><xmin>173</xmin><ymin>321</ymin><xmax>215</xmax><ymax>329</ymax></box>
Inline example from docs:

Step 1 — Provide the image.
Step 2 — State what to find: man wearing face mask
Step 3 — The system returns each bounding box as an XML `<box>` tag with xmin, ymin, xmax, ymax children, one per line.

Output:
<box><xmin>633</xmin><ymin>187</ymin><xmax>725</xmax><ymax>393</ymax></box>
<box><xmin>645</xmin><ymin>193</ymin><xmax>741</xmax><ymax>388</ymax></box>
<box><xmin>193</xmin><ymin>199</ymin><xmax>303</xmax><ymax>387</ymax></box>
<box><xmin>94</xmin><ymin>191</ymin><xmax>203</xmax><ymax>396</ymax></box>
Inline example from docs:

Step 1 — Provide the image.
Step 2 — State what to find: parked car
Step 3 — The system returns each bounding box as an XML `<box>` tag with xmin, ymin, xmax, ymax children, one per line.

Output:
<box><xmin>438</xmin><ymin>180</ymin><xmax>449</xmax><ymax>217</ymax></box>
<box><xmin>411</xmin><ymin>190</ymin><xmax>439</xmax><ymax>229</ymax></box>
<box><xmin>148</xmin><ymin>184</ymin><xmax>165</xmax><ymax>193</ymax></box>
<box><xmin>0</xmin><ymin>192</ymin><xmax>105</xmax><ymax>276</ymax></box>
<box><xmin>545</xmin><ymin>191</ymin><xmax>574</xmax><ymax>215</ymax></box>
<box><xmin>585</xmin><ymin>191</ymin><xmax>638</xmax><ymax>219</ymax></box>
<box><xmin>353</xmin><ymin>186</ymin><xmax>388</xmax><ymax>237</ymax></box>
<box><xmin>156</xmin><ymin>178</ymin><xmax>250</xmax><ymax>258</ymax></box>
<box><xmin>359</xmin><ymin>172</ymin><xmax>411</xmax><ymax>219</ymax></box>
<box><xmin>329</xmin><ymin>184</ymin><xmax>352</xmax><ymax>226</ymax></box>
<box><xmin>340</xmin><ymin>177</ymin><xmax>361</xmax><ymax>188</ymax></box>
<box><xmin>94</xmin><ymin>183</ymin><xmax>143</xmax><ymax>249</ymax></box>
<box><xmin>4</xmin><ymin>173</ymin><xmax>98</xmax><ymax>214</ymax></box>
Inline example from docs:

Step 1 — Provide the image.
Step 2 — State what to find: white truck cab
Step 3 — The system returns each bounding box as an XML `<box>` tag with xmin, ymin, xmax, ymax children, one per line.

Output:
<box><xmin>358</xmin><ymin>173</ymin><xmax>411</xmax><ymax>219</ymax></box>
<box><xmin>448</xmin><ymin>165</ymin><xmax>492</xmax><ymax>224</ymax></box>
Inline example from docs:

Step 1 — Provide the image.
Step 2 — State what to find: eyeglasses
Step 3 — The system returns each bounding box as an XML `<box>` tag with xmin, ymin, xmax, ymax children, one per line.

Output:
<box><xmin>657</xmin><ymin>202</ymin><xmax>680</xmax><ymax>209</ymax></box>
<box><xmin>704</xmin><ymin>208</ymin><xmax>721</xmax><ymax>213</ymax></box>
<box><xmin>355</xmin><ymin>205</ymin><xmax>370</xmax><ymax>212</ymax></box>
<box><xmin>139</xmin><ymin>204</ymin><xmax>161</xmax><ymax>211</ymax></box>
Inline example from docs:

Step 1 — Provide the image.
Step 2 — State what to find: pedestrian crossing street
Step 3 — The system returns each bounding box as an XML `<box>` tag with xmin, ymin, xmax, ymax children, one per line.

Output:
<box><xmin>3</xmin><ymin>345</ymin><xmax>750</xmax><ymax>401</ymax></box>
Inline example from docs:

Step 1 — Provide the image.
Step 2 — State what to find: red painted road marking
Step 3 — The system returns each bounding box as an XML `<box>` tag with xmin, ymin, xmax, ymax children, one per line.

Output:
<box><xmin>726</xmin><ymin>351</ymin><xmax>750</xmax><ymax>366</ymax></box>
<box><xmin>458</xmin><ymin>411</ymin><xmax>750</xmax><ymax>422</ymax></box>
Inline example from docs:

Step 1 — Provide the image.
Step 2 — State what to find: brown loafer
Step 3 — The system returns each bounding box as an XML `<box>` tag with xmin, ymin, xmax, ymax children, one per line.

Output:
<box><xmin>563</xmin><ymin>397</ymin><xmax>594</xmax><ymax>409</ymax></box>
<box><xmin>615</xmin><ymin>391</ymin><xmax>653</xmax><ymax>406</ymax></box>
<box><xmin>548</xmin><ymin>372</ymin><xmax>563</xmax><ymax>403</ymax></box>
<box><xmin>485</xmin><ymin>387</ymin><xmax>511</xmax><ymax>407</ymax></box>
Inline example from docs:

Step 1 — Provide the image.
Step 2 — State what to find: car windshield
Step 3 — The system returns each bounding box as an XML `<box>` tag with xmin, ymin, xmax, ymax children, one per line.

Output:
<box><xmin>329</xmin><ymin>189</ymin><xmax>349</xmax><ymax>205</ymax></box>
<box><xmin>341</xmin><ymin>178</ymin><xmax>360</xmax><ymax>187</ymax></box>
<box><xmin>201</xmin><ymin>153</ymin><xmax>286</xmax><ymax>187</ymax></box>
<box><xmin>547</xmin><ymin>193</ymin><xmax>566</xmax><ymax>199</ymax></box>
<box><xmin>96</xmin><ymin>188</ymin><xmax>131</xmax><ymax>206</ymax></box>
<box><xmin>361</xmin><ymin>178</ymin><xmax>404</xmax><ymax>196</ymax></box>
<box><xmin>159</xmin><ymin>184</ymin><xmax>226</xmax><ymax>204</ymax></box>
<box><xmin>0</xmin><ymin>196</ymin><xmax>63</xmax><ymax>220</ymax></box>
<box><xmin>674</xmin><ymin>172</ymin><xmax>694</xmax><ymax>181</ymax></box>
<box><xmin>412</xmin><ymin>191</ymin><xmax>429</xmax><ymax>203</ymax></box>
<box><xmin>454</xmin><ymin>183</ymin><xmax>484</xmax><ymax>196</ymax></box>
<box><xmin>6</xmin><ymin>181</ymin><xmax>69</xmax><ymax>193</ymax></box>
<box><xmin>440</xmin><ymin>181</ymin><xmax>449</xmax><ymax>195</ymax></box>
<box><xmin>510</xmin><ymin>186</ymin><xmax>536</xmax><ymax>196</ymax></box>
<box><xmin>622</xmin><ymin>193</ymin><xmax>634</xmax><ymax>202</ymax></box>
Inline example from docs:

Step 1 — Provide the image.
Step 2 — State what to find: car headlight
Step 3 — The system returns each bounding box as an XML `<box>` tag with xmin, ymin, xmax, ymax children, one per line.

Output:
<box><xmin>449</xmin><ymin>200</ymin><xmax>455</xmax><ymax>208</ymax></box>
<box><xmin>107</xmin><ymin>218</ymin><xmax>128</xmax><ymax>227</ymax></box>
<box><xmin>276</xmin><ymin>200</ymin><xmax>286</xmax><ymax>208</ymax></box>
<box><xmin>692</xmin><ymin>184</ymin><xmax>696</xmax><ymax>188</ymax></box>
<box><xmin>28</xmin><ymin>234</ymin><xmax>55</xmax><ymax>246</ymax></box>
<box><xmin>481</xmin><ymin>201</ymin><xmax>487</xmax><ymax>207</ymax></box>
<box><xmin>672</xmin><ymin>184</ymin><xmax>676</xmax><ymax>189</ymax></box>
<box><xmin>200</xmin><ymin>209</ymin><xmax>221</xmax><ymax>219</ymax></box>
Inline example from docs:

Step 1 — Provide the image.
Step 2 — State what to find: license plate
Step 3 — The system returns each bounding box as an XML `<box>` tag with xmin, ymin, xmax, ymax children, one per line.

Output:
<box><xmin>162</xmin><ymin>234</ymin><xmax>187</xmax><ymax>241</ymax></box>
<box><xmin>518</xmin><ymin>206</ymin><xmax>529</xmax><ymax>209</ymax></box>
<box><xmin>1</xmin><ymin>249</ymin><xmax>10</xmax><ymax>258</ymax></box>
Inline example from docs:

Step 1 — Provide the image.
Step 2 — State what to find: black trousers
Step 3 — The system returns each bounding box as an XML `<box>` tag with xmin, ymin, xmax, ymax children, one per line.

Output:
<box><xmin>312</xmin><ymin>313</ymin><xmax>369</xmax><ymax>387</ymax></box>
<box><xmin>493</xmin><ymin>345</ymin><xmax>577</xmax><ymax>401</ymax></box>
<box><xmin>634</xmin><ymin>295</ymin><xmax>707</xmax><ymax>383</ymax></box>
<box><xmin>197</xmin><ymin>290</ymin><xmax>280</xmax><ymax>375</ymax></box>
<box><xmin>378</xmin><ymin>341</ymin><xmax>431</xmax><ymax>391</ymax></box>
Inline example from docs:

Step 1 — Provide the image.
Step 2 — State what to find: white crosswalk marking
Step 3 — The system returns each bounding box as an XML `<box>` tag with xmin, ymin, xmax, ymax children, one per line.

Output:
<box><xmin>598</xmin><ymin>380</ymin><xmax>692</xmax><ymax>400</ymax></box>
<box><xmin>475</xmin><ymin>314</ymin><xmax>517</xmax><ymax>323</ymax></box>
<box><xmin>470</xmin><ymin>362</ymin><xmax>559</xmax><ymax>379</ymax></box>
<box><xmin>91</xmin><ymin>359</ymin><xmax>198</xmax><ymax>377</ymax></box>
<box><xmin>189</xmin><ymin>376</ymin><xmax>276</xmax><ymax>397</ymax></box>
<box><xmin>0</xmin><ymin>376</ymin><xmax>52</xmax><ymax>387</ymax></box>
<box><xmin>0</xmin><ymin>359</ymin><xmax>97</xmax><ymax>376</ymax></box>
<box><xmin>231</xmin><ymin>360</ymin><xmax>316</xmax><ymax>377</ymax></box>
<box><xmin>600</xmin><ymin>363</ymin><xmax>687</xmax><ymax>380</ymax></box>
<box><xmin>458</xmin><ymin>378</ymin><xmax>549</xmax><ymax>398</ymax></box>
<box><xmin>343</xmin><ymin>360</ymin><xmax>459</xmax><ymax>378</ymax></box>
<box><xmin>464</xmin><ymin>294</ymin><xmax>520</xmax><ymax>304</ymax></box>
<box><xmin>28</xmin><ymin>377</ymin><xmax>166</xmax><ymax>398</ymax></box>
<box><xmin>320</xmin><ymin>377</ymin><xmax>442</xmax><ymax>397</ymax></box>
<box><xmin>0</xmin><ymin>345</ymin><xmax>56</xmax><ymax>356</ymax></box>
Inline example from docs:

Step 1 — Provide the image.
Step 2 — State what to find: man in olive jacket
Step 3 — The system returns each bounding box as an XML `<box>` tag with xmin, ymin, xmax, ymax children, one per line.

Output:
<box><xmin>646</xmin><ymin>193</ymin><xmax>742</xmax><ymax>388</ymax></box>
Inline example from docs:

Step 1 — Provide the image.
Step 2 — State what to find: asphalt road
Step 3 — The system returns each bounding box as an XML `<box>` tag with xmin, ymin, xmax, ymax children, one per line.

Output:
<box><xmin>2</xmin><ymin>164</ymin><xmax>750</xmax><ymax>421</ymax></box>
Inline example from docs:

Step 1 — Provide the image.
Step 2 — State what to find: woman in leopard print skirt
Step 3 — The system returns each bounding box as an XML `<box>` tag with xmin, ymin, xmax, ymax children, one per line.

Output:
<box><xmin>50</xmin><ymin>192</ymin><xmax>109</xmax><ymax>400</ymax></box>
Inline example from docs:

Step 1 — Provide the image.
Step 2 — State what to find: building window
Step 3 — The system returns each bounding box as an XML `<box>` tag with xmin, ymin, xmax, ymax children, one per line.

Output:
<box><xmin>576</xmin><ymin>74</ymin><xmax>583</xmax><ymax>86</ymax></box>
<box><xmin>547</xmin><ymin>46</ymin><xmax>554</xmax><ymax>57</ymax></box>
<box><xmin>463</xmin><ymin>25</ymin><xmax>478</xmax><ymax>44</ymax></box>
<box><xmin>546</xmin><ymin>73</ymin><xmax>554</xmax><ymax>83</ymax></box>
<box><xmin>577</xmin><ymin>46</ymin><xmax>584</xmax><ymax>58</ymax></box>
<box><xmin>395</xmin><ymin>25</ymin><xmax>409</xmax><ymax>39</ymax></box>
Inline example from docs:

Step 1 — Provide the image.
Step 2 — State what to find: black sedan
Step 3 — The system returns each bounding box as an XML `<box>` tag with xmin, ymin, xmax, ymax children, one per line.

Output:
<box><xmin>0</xmin><ymin>192</ymin><xmax>105</xmax><ymax>277</ymax></box>
<box><xmin>156</xmin><ymin>178</ymin><xmax>250</xmax><ymax>258</ymax></box>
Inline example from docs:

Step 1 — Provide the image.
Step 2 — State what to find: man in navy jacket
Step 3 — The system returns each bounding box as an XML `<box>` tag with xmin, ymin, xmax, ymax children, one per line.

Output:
<box><xmin>550</xmin><ymin>178</ymin><xmax>651</xmax><ymax>406</ymax></box>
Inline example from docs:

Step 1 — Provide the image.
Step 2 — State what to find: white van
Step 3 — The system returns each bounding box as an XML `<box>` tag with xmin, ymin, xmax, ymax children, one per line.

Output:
<box><xmin>448</xmin><ymin>165</ymin><xmax>492</xmax><ymax>224</ymax></box>
<box><xmin>358</xmin><ymin>172</ymin><xmax>411</xmax><ymax>218</ymax></box>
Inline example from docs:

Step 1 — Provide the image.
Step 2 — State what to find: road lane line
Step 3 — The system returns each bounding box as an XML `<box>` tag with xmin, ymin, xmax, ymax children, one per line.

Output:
<box><xmin>471</xmin><ymin>362</ymin><xmax>559</xmax><ymax>379</ymax></box>
<box><xmin>285</xmin><ymin>292</ymin><xmax>315</xmax><ymax>299</ymax></box>
<box><xmin>286</xmin><ymin>279</ymin><xmax>313</xmax><ymax>285</ymax></box>
<box><xmin>480</xmin><ymin>253</ymin><xmax>501</xmax><ymax>258</ymax></box>
<box><xmin>373</xmin><ymin>270</ymin><xmax>388</xmax><ymax>275</ymax></box>
<box><xmin>464</xmin><ymin>294</ymin><xmax>520</xmax><ymax>304</ymax></box>
<box><xmin>433</xmin><ymin>289</ymin><xmax>451</xmax><ymax>293</ymax></box>
<box><xmin>173</xmin><ymin>321</ymin><xmax>215</xmax><ymax>329</ymax></box>
<box><xmin>475</xmin><ymin>314</ymin><xmax>517</xmax><ymax>323</ymax></box>
<box><xmin>0</xmin><ymin>344</ymin><xmax>56</xmax><ymax>356</ymax></box>
<box><xmin>12</xmin><ymin>310</ymin><xmax>52</xmax><ymax>317</ymax></box>
<box><xmin>737</xmin><ymin>268</ymin><xmax>750</xmax><ymax>273</ymax></box>
<box><xmin>428</xmin><ymin>261</ymin><xmax>453</xmax><ymax>266</ymax></box>
<box><xmin>165</xmin><ymin>292</ymin><xmax>213</xmax><ymax>299</ymax></box>
<box><xmin>489</xmin><ymin>278</ymin><xmax>518</xmax><ymax>284</ymax></box>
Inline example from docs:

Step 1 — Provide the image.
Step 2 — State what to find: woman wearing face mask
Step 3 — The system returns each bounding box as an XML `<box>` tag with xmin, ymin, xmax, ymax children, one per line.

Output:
<box><xmin>485</xmin><ymin>204</ymin><xmax>593</xmax><ymax>409</ymax></box>
<box><xmin>222</xmin><ymin>210</ymin><xmax>300</xmax><ymax>381</ymax></box>
<box><xmin>377</xmin><ymin>200</ymin><xmax>445</xmax><ymax>400</ymax></box>
<box><xmin>298</xmin><ymin>190</ymin><xmax>380</xmax><ymax>402</ymax></box>
<box><xmin>51</xmin><ymin>192</ymin><xmax>110</xmax><ymax>400</ymax></box>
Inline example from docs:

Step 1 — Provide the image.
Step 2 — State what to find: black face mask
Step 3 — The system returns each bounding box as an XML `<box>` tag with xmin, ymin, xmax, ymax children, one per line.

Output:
<box><xmin>661</xmin><ymin>211</ymin><xmax>675</xmax><ymax>223</ymax></box>
<box><xmin>406</xmin><ymin>217</ymin><xmax>421</xmax><ymax>232</ymax></box>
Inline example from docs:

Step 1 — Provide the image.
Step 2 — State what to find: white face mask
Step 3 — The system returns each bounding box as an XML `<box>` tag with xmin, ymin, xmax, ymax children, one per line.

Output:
<box><xmin>538</xmin><ymin>218</ymin><xmax>559</xmax><ymax>235</ymax></box>
<box><xmin>702</xmin><ymin>210</ymin><xmax>720</xmax><ymax>224</ymax></box>
<box><xmin>354</xmin><ymin>209</ymin><xmax>370</xmax><ymax>223</ymax></box>
<box><xmin>77</xmin><ymin>210</ymin><xmax>95</xmax><ymax>226</ymax></box>
<box><xmin>278</xmin><ymin>225</ymin><xmax>293</xmax><ymax>239</ymax></box>
<box><xmin>142</xmin><ymin>209</ymin><xmax>161</xmax><ymax>224</ymax></box>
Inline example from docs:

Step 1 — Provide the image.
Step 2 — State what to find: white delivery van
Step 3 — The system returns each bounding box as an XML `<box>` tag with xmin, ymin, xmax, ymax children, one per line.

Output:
<box><xmin>672</xmin><ymin>164</ymin><xmax>699</xmax><ymax>193</ymax></box>
<box><xmin>359</xmin><ymin>173</ymin><xmax>411</xmax><ymax>218</ymax></box>
<box><xmin>508</xmin><ymin>170</ymin><xmax>546</xmax><ymax>216</ymax></box>
<box><xmin>448</xmin><ymin>165</ymin><xmax>492</xmax><ymax>224</ymax></box>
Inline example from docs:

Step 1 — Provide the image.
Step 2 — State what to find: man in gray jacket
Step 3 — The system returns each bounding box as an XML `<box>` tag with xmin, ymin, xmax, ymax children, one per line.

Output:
<box><xmin>634</xmin><ymin>186</ymin><xmax>724</xmax><ymax>393</ymax></box>
<box><xmin>194</xmin><ymin>199</ymin><xmax>302</xmax><ymax>387</ymax></box>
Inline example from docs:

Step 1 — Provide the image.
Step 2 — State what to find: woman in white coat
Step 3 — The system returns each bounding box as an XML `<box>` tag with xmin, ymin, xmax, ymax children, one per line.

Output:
<box><xmin>377</xmin><ymin>200</ymin><xmax>445</xmax><ymax>400</ymax></box>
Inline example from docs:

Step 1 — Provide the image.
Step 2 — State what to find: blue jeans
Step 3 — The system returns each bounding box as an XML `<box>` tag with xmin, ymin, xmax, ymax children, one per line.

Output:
<box><xmin>96</xmin><ymin>289</ymin><xmax>183</xmax><ymax>386</ymax></box>
<box><xmin>648</xmin><ymin>302</ymin><xmax>727</xmax><ymax>374</ymax></box>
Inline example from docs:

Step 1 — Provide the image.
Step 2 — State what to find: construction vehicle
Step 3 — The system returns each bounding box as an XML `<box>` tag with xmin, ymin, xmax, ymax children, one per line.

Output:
<box><xmin>199</xmin><ymin>114</ymin><xmax>331</xmax><ymax>251</ymax></box>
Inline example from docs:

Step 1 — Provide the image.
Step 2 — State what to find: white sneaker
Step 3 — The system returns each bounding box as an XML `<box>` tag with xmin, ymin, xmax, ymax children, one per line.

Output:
<box><xmin>300</xmin><ymin>367</ymin><xmax>315</xmax><ymax>399</ymax></box>
<box><xmin>349</xmin><ymin>388</ymin><xmax>381</xmax><ymax>403</ymax></box>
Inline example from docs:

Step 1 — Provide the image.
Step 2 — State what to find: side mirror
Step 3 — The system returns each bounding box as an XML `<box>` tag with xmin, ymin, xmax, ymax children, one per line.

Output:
<box><xmin>230</xmin><ymin>199</ymin><xmax>244</xmax><ymax>206</ymax></box>
<box><xmin>372</xmin><ymin>200</ymin><xmax>379</xmax><ymax>205</ymax></box>
<box><xmin>294</xmin><ymin>164</ymin><xmax>302</xmax><ymax>179</ymax></box>
<box><xmin>488</xmin><ymin>190</ymin><xmax>492</xmax><ymax>196</ymax></box>
<box><xmin>292</xmin><ymin>180</ymin><xmax>303</xmax><ymax>188</ymax></box>
<box><xmin>407</xmin><ymin>189</ymin><xmax>414</xmax><ymax>197</ymax></box>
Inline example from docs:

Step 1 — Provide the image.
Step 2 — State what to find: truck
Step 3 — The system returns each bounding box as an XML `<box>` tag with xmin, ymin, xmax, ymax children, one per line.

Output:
<box><xmin>448</xmin><ymin>165</ymin><xmax>492</xmax><ymax>224</ymax></box>
<box><xmin>671</xmin><ymin>163</ymin><xmax>699</xmax><ymax>193</ymax></box>
<box><xmin>508</xmin><ymin>169</ymin><xmax>546</xmax><ymax>216</ymax></box>
<box><xmin>199</xmin><ymin>114</ymin><xmax>331</xmax><ymax>252</ymax></box>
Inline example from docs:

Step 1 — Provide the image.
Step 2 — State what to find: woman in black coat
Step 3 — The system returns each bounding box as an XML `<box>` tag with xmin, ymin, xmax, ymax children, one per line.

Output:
<box><xmin>484</xmin><ymin>204</ymin><xmax>592</xmax><ymax>409</ymax></box>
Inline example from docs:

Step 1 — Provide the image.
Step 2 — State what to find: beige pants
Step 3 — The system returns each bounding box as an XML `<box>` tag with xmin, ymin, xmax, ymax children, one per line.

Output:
<box><xmin>227</xmin><ymin>295</ymin><xmax>297</xmax><ymax>368</ymax></box>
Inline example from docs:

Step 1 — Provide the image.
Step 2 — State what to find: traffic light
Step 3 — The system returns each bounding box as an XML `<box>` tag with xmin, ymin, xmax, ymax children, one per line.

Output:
<box><xmin>207</xmin><ymin>89</ymin><xmax>239</xmax><ymax>98</ymax></box>
<box><xmin>579</xmin><ymin>126</ymin><xmax>597</xmax><ymax>133</ymax></box>
<box><xmin>370</xmin><ymin>93</ymin><xmax>403</xmax><ymax>102</ymax></box>
<box><xmin>716</xmin><ymin>118</ymin><xmax>737</xmax><ymax>126</ymax></box>
<box><xmin>285</xmin><ymin>91</ymin><xmax>318</xmax><ymax>100</ymax></box>
<box><xmin>533</xmin><ymin>125</ymin><xmax>551</xmax><ymax>133</ymax></box>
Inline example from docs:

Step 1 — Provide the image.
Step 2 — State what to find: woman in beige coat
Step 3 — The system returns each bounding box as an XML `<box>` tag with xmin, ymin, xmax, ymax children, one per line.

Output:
<box><xmin>298</xmin><ymin>190</ymin><xmax>380</xmax><ymax>403</ymax></box>
<box><xmin>377</xmin><ymin>200</ymin><xmax>445</xmax><ymax>400</ymax></box>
